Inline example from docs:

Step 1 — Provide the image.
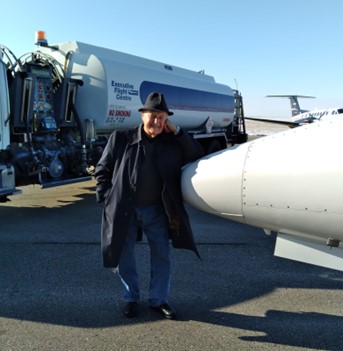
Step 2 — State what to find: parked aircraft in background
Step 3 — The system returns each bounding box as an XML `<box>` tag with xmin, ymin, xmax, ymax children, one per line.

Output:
<box><xmin>267</xmin><ymin>94</ymin><xmax>343</xmax><ymax>124</ymax></box>
<box><xmin>246</xmin><ymin>95</ymin><xmax>343</xmax><ymax>126</ymax></box>
<box><xmin>181</xmin><ymin>116</ymin><xmax>343</xmax><ymax>272</ymax></box>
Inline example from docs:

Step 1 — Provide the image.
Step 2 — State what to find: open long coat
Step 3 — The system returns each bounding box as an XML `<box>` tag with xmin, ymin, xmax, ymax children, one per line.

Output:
<box><xmin>95</xmin><ymin>125</ymin><xmax>204</xmax><ymax>268</ymax></box>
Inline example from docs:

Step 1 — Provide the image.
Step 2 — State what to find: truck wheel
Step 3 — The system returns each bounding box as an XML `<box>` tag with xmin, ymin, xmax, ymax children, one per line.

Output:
<box><xmin>206</xmin><ymin>140</ymin><xmax>221</xmax><ymax>154</ymax></box>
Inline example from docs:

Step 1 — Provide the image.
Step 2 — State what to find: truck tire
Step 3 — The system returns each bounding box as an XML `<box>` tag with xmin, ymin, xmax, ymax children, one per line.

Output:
<box><xmin>206</xmin><ymin>139</ymin><xmax>221</xmax><ymax>154</ymax></box>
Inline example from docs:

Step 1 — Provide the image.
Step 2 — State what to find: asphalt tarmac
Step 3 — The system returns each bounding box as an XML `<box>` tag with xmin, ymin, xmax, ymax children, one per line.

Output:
<box><xmin>1</xmin><ymin>180</ymin><xmax>342</xmax><ymax>351</ymax></box>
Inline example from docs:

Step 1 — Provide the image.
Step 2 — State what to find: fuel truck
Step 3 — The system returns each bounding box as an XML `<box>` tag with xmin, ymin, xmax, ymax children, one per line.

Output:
<box><xmin>0</xmin><ymin>31</ymin><xmax>247</xmax><ymax>201</ymax></box>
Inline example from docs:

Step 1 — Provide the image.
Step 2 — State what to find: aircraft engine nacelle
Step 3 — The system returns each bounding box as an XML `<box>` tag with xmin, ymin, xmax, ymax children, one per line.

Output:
<box><xmin>182</xmin><ymin>117</ymin><xmax>343</xmax><ymax>271</ymax></box>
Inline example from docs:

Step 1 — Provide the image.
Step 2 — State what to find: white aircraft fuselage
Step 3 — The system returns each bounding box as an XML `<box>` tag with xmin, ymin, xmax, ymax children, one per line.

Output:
<box><xmin>182</xmin><ymin>117</ymin><xmax>343</xmax><ymax>271</ymax></box>
<box><xmin>291</xmin><ymin>107</ymin><xmax>343</xmax><ymax>124</ymax></box>
<box><xmin>267</xmin><ymin>95</ymin><xmax>343</xmax><ymax>125</ymax></box>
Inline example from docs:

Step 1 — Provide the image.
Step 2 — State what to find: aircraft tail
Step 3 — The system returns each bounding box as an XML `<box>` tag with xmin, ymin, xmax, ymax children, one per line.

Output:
<box><xmin>266</xmin><ymin>95</ymin><xmax>315</xmax><ymax>117</ymax></box>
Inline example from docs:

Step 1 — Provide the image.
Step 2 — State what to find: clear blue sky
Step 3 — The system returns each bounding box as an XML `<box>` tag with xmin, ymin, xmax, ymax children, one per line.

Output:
<box><xmin>1</xmin><ymin>0</ymin><xmax>342</xmax><ymax>118</ymax></box>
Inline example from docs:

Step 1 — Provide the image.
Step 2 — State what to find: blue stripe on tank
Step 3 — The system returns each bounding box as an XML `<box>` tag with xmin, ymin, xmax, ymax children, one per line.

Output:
<box><xmin>139</xmin><ymin>81</ymin><xmax>234</xmax><ymax>113</ymax></box>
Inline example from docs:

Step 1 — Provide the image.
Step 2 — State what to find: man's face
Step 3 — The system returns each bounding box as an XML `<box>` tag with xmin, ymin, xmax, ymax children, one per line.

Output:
<box><xmin>142</xmin><ymin>111</ymin><xmax>168</xmax><ymax>138</ymax></box>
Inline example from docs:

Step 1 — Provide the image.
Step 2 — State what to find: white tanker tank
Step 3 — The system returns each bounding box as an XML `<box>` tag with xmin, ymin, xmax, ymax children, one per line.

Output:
<box><xmin>0</xmin><ymin>32</ymin><xmax>247</xmax><ymax>199</ymax></box>
<box><xmin>36</xmin><ymin>40</ymin><xmax>244</xmax><ymax>136</ymax></box>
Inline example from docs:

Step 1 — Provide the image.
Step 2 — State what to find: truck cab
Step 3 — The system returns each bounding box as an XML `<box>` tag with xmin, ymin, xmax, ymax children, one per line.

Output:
<box><xmin>0</xmin><ymin>47</ymin><xmax>21</xmax><ymax>200</ymax></box>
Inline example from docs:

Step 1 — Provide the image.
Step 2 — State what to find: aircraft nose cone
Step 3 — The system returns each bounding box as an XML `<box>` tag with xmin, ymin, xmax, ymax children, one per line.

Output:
<box><xmin>181</xmin><ymin>143</ymin><xmax>251</xmax><ymax>221</ymax></box>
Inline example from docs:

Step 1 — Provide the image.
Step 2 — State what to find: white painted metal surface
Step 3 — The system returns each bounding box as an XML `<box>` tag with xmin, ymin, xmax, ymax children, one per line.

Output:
<box><xmin>38</xmin><ymin>42</ymin><xmax>234</xmax><ymax>132</ymax></box>
<box><xmin>182</xmin><ymin>118</ymin><xmax>343</xmax><ymax>270</ymax></box>
<box><xmin>275</xmin><ymin>234</ymin><xmax>343</xmax><ymax>271</ymax></box>
<box><xmin>0</xmin><ymin>60</ymin><xmax>10</xmax><ymax>149</ymax></box>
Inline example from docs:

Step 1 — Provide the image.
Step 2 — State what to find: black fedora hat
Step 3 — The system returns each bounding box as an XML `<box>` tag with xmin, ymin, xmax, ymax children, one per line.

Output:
<box><xmin>139</xmin><ymin>92</ymin><xmax>174</xmax><ymax>116</ymax></box>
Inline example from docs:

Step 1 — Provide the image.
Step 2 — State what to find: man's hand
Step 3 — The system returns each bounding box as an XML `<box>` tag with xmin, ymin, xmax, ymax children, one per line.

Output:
<box><xmin>164</xmin><ymin>119</ymin><xmax>177</xmax><ymax>133</ymax></box>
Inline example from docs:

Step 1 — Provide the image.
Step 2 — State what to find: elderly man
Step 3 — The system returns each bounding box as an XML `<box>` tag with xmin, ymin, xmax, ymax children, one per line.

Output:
<box><xmin>95</xmin><ymin>92</ymin><xmax>204</xmax><ymax>319</ymax></box>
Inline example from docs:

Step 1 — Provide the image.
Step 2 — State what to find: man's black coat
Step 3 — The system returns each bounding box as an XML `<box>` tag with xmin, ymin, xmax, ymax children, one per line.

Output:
<box><xmin>95</xmin><ymin>125</ymin><xmax>204</xmax><ymax>268</ymax></box>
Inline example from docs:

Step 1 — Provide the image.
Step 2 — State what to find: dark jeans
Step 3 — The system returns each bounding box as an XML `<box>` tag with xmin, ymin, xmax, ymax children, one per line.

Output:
<box><xmin>118</xmin><ymin>204</ymin><xmax>171</xmax><ymax>307</ymax></box>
